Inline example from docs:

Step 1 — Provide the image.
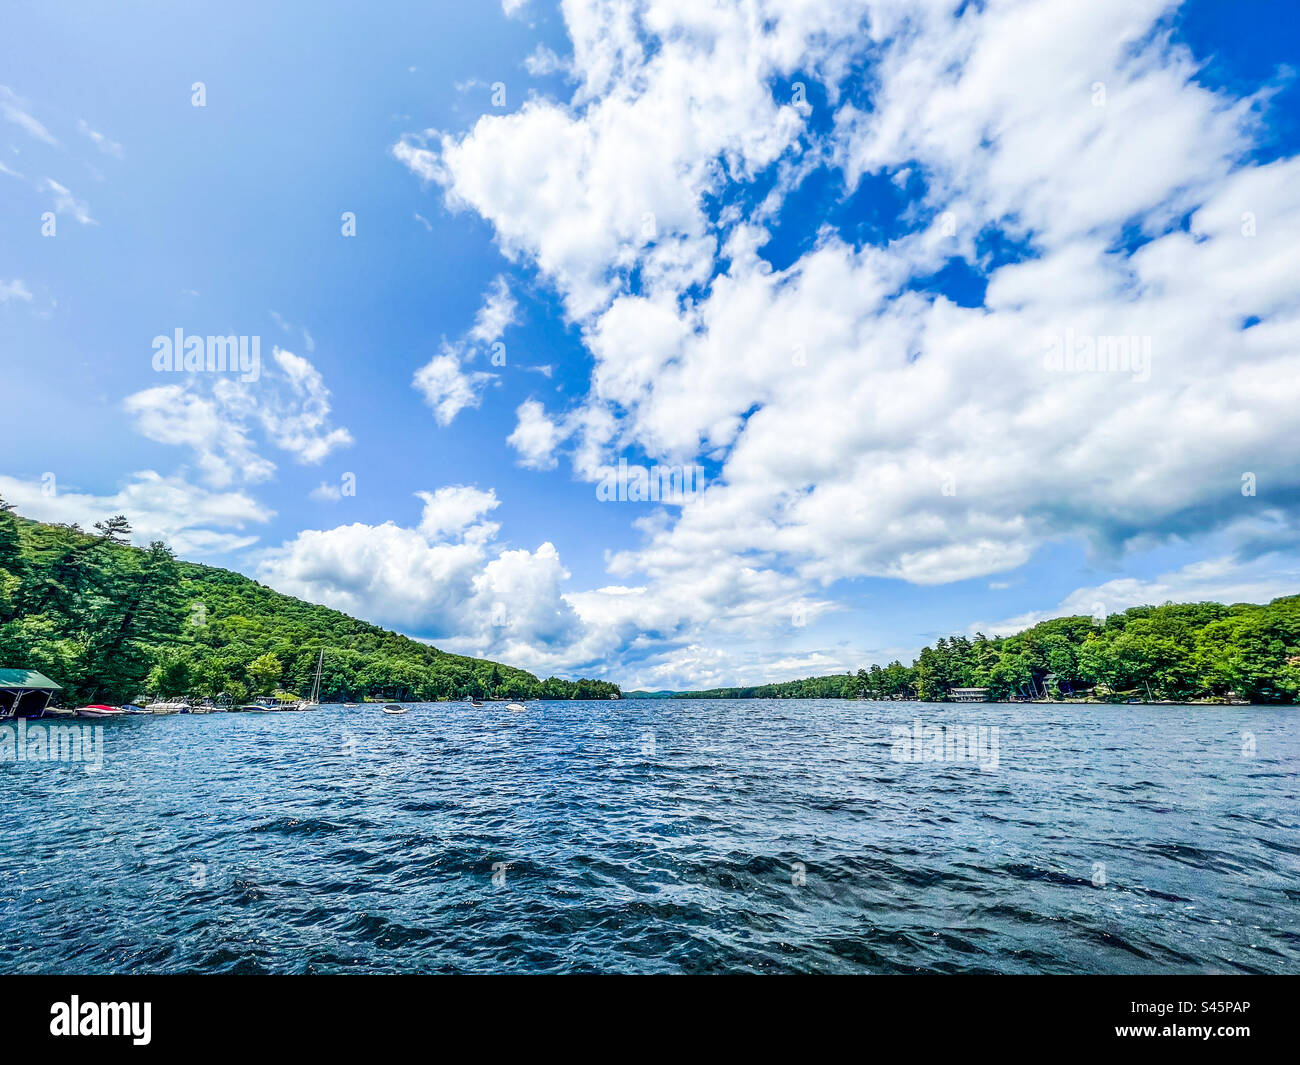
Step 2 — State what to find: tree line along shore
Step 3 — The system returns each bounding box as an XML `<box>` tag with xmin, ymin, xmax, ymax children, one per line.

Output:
<box><xmin>679</xmin><ymin>596</ymin><xmax>1300</xmax><ymax>704</ymax></box>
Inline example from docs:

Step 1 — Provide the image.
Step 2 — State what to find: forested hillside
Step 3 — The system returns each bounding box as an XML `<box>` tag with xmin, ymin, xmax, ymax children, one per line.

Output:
<box><xmin>684</xmin><ymin>598</ymin><xmax>1300</xmax><ymax>703</ymax></box>
<box><xmin>0</xmin><ymin>500</ymin><xmax>620</xmax><ymax>705</ymax></box>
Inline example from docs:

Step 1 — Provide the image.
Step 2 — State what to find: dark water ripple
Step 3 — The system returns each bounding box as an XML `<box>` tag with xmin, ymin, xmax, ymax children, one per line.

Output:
<box><xmin>1</xmin><ymin>700</ymin><xmax>1297</xmax><ymax>973</ymax></box>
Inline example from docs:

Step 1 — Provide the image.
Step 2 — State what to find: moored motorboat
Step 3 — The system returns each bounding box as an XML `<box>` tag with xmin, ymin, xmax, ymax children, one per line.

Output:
<box><xmin>506</xmin><ymin>702</ymin><xmax>526</xmax><ymax>713</ymax></box>
<box><xmin>75</xmin><ymin>704</ymin><xmax>126</xmax><ymax>718</ymax></box>
<box><xmin>145</xmin><ymin>699</ymin><xmax>190</xmax><ymax>715</ymax></box>
<box><xmin>43</xmin><ymin>706</ymin><xmax>78</xmax><ymax>718</ymax></box>
<box><xmin>381</xmin><ymin>704</ymin><xmax>408</xmax><ymax>715</ymax></box>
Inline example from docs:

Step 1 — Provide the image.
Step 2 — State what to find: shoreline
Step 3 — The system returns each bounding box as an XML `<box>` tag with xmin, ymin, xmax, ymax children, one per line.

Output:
<box><xmin>665</xmin><ymin>702</ymin><xmax>1284</xmax><ymax>707</ymax></box>
<box><xmin>8</xmin><ymin>695</ymin><xmax>1286</xmax><ymax>722</ymax></box>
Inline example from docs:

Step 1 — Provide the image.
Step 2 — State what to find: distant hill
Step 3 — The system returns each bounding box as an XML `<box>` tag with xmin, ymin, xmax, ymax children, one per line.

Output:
<box><xmin>0</xmin><ymin>501</ymin><xmax>619</xmax><ymax>705</ymax></box>
<box><xmin>622</xmin><ymin>689</ymin><xmax>683</xmax><ymax>699</ymax></box>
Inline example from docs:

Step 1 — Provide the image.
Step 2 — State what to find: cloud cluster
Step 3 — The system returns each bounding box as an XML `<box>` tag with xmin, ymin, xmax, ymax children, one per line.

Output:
<box><xmin>42</xmin><ymin>178</ymin><xmax>96</xmax><ymax>225</ymax></box>
<box><xmin>0</xmin><ymin>471</ymin><xmax>267</xmax><ymax>556</ymax></box>
<box><xmin>299</xmin><ymin>0</ymin><xmax>1298</xmax><ymax>687</ymax></box>
<box><xmin>13</xmin><ymin>347</ymin><xmax>360</xmax><ymax>560</ymax></box>
<box><xmin>411</xmin><ymin>275</ymin><xmax>514</xmax><ymax>425</ymax></box>
<box><xmin>0</xmin><ymin>84</ymin><xmax>57</xmax><ymax>146</ymax></box>
<box><xmin>0</xmin><ymin>279</ymin><xmax>33</xmax><ymax>303</ymax></box>
<box><xmin>256</xmin><ymin>486</ymin><xmax>586</xmax><ymax>665</ymax></box>
<box><xmin>124</xmin><ymin>347</ymin><xmax>353</xmax><ymax>488</ymax></box>
<box><xmin>2</xmin><ymin>346</ymin><xmax>351</xmax><ymax>557</ymax></box>
<box><xmin>255</xmin><ymin>480</ymin><xmax>833</xmax><ymax>683</ymax></box>
<box><xmin>980</xmin><ymin>554</ymin><xmax>1300</xmax><ymax>637</ymax></box>
<box><xmin>77</xmin><ymin>118</ymin><xmax>123</xmax><ymax>158</ymax></box>
<box><xmin>1</xmin><ymin>85</ymin><xmax>109</xmax><ymax>227</ymax></box>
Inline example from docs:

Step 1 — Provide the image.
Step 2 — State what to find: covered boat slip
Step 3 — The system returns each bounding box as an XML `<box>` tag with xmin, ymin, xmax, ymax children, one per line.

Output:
<box><xmin>0</xmin><ymin>669</ymin><xmax>64</xmax><ymax>718</ymax></box>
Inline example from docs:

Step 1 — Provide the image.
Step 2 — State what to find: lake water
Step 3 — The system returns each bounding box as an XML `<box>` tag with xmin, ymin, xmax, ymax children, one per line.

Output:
<box><xmin>1</xmin><ymin>699</ymin><xmax>1296</xmax><ymax>974</ymax></box>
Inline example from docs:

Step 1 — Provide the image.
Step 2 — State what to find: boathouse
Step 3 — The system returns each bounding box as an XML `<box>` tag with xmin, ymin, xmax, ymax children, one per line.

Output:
<box><xmin>948</xmin><ymin>687</ymin><xmax>990</xmax><ymax>702</ymax></box>
<box><xmin>0</xmin><ymin>670</ymin><xmax>63</xmax><ymax>718</ymax></box>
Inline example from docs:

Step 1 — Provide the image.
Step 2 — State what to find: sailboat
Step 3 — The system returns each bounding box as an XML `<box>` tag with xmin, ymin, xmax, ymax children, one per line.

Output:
<box><xmin>299</xmin><ymin>650</ymin><xmax>324</xmax><ymax>711</ymax></box>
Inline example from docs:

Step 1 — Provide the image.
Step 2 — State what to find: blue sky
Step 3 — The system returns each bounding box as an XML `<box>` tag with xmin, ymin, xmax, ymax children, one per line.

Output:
<box><xmin>3</xmin><ymin>0</ymin><xmax>1299</xmax><ymax>689</ymax></box>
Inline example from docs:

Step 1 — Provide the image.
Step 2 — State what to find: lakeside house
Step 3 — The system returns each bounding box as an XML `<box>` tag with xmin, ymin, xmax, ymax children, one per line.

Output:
<box><xmin>948</xmin><ymin>687</ymin><xmax>991</xmax><ymax>702</ymax></box>
<box><xmin>0</xmin><ymin>670</ymin><xmax>63</xmax><ymax>718</ymax></box>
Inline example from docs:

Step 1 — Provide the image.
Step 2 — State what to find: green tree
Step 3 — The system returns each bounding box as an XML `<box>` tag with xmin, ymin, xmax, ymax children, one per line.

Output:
<box><xmin>247</xmin><ymin>652</ymin><xmax>283</xmax><ymax>695</ymax></box>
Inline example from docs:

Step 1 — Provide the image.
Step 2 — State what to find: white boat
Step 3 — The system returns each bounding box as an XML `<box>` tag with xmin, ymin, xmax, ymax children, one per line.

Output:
<box><xmin>43</xmin><ymin>706</ymin><xmax>78</xmax><ymax>718</ymax></box>
<box><xmin>298</xmin><ymin>650</ymin><xmax>324</xmax><ymax>711</ymax></box>
<box><xmin>145</xmin><ymin>699</ymin><xmax>190</xmax><ymax>715</ymax></box>
<box><xmin>74</xmin><ymin>704</ymin><xmax>126</xmax><ymax>718</ymax></box>
<box><xmin>382</xmin><ymin>704</ymin><xmax>407</xmax><ymax>715</ymax></box>
<box><xmin>506</xmin><ymin>702</ymin><xmax>526</xmax><ymax>713</ymax></box>
<box><xmin>239</xmin><ymin>702</ymin><xmax>284</xmax><ymax>713</ymax></box>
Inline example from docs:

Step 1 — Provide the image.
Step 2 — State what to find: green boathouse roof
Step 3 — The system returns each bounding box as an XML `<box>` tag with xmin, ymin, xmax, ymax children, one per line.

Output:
<box><xmin>0</xmin><ymin>669</ymin><xmax>63</xmax><ymax>691</ymax></box>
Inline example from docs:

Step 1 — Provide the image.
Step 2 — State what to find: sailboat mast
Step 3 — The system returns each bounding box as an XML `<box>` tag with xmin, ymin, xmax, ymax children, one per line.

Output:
<box><xmin>310</xmin><ymin>649</ymin><xmax>323</xmax><ymax>704</ymax></box>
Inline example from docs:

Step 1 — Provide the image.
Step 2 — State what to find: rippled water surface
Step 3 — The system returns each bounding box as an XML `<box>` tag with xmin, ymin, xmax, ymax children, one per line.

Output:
<box><xmin>1</xmin><ymin>700</ymin><xmax>1297</xmax><ymax>973</ymax></box>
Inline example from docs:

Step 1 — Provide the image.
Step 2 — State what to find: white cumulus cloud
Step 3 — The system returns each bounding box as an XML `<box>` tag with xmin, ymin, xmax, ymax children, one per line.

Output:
<box><xmin>124</xmin><ymin>347</ymin><xmax>353</xmax><ymax>487</ymax></box>
<box><xmin>379</xmin><ymin>0</ymin><xmax>1300</xmax><ymax>686</ymax></box>
<box><xmin>0</xmin><ymin>471</ymin><xmax>269</xmax><ymax>556</ymax></box>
